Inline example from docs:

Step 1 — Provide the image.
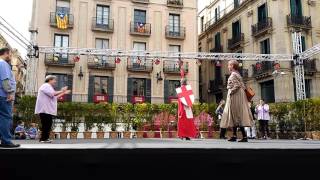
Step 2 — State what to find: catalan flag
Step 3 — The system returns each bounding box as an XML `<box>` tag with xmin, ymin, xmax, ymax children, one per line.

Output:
<box><xmin>56</xmin><ymin>13</ymin><xmax>68</xmax><ymax>29</ymax></box>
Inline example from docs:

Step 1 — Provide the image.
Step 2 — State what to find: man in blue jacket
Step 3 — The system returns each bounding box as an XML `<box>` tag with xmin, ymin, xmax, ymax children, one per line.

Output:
<box><xmin>0</xmin><ymin>47</ymin><xmax>20</xmax><ymax>148</ymax></box>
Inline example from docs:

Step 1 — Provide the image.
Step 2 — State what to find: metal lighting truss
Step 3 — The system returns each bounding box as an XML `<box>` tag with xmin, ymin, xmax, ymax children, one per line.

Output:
<box><xmin>38</xmin><ymin>46</ymin><xmax>293</xmax><ymax>61</ymax></box>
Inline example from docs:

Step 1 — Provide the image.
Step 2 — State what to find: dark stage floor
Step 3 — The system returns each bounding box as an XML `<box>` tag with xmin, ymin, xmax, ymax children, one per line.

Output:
<box><xmin>1</xmin><ymin>139</ymin><xmax>320</xmax><ymax>179</ymax></box>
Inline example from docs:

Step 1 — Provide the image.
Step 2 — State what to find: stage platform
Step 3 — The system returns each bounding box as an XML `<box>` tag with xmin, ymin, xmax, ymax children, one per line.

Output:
<box><xmin>1</xmin><ymin>139</ymin><xmax>320</xmax><ymax>179</ymax></box>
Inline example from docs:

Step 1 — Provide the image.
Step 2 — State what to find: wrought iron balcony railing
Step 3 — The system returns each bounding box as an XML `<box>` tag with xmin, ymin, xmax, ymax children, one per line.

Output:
<box><xmin>127</xmin><ymin>59</ymin><xmax>153</xmax><ymax>72</ymax></box>
<box><xmin>163</xmin><ymin>60</ymin><xmax>189</xmax><ymax>74</ymax></box>
<box><xmin>287</xmin><ymin>14</ymin><xmax>312</xmax><ymax>29</ymax></box>
<box><xmin>132</xmin><ymin>0</ymin><xmax>149</xmax><ymax>3</ymax></box>
<box><xmin>44</xmin><ymin>53</ymin><xmax>75</xmax><ymax>67</ymax></box>
<box><xmin>130</xmin><ymin>22</ymin><xmax>151</xmax><ymax>36</ymax></box>
<box><xmin>167</xmin><ymin>0</ymin><xmax>183</xmax><ymax>8</ymax></box>
<box><xmin>252</xmin><ymin>17</ymin><xmax>272</xmax><ymax>37</ymax></box>
<box><xmin>50</xmin><ymin>12</ymin><xmax>74</xmax><ymax>28</ymax></box>
<box><xmin>228</xmin><ymin>33</ymin><xmax>244</xmax><ymax>50</ymax></box>
<box><xmin>291</xmin><ymin>59</ymin><xmax>317</xmax><ymax>75</ymax></box>
<box><xmin>252</xmin><ymin>62</ymin><xmax>274</xmax><ymax>78</ymax></box>
<box><xmin>165</xmin><ymin>26</ymin><xmax>185</xmax><ymax>39</ymax></box>
<box><xmin>87</xmin><ymin>56</ymin><xmax>116</xmax><ymax>70</ymax></box>
<box><xmin>92</xmin><ymin>18</ymin><xmax>114</xmax><ymax>32</ymax></box>
<box><xmin>210</xmin><ymin>45</ymin><xmax>223</xmax><ymax>53</ymax></box>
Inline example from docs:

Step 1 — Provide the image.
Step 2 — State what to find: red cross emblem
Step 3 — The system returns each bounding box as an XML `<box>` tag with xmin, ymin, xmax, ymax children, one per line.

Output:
<box><xmin>176</xmin><ymin>85</ymin><xmax>194</xmax><ymax>107</ymax></box>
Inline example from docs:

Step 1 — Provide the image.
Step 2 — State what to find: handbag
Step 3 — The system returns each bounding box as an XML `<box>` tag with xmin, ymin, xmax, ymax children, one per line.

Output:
<box><xmin>245</xmin><ymin>87</ymin><xmax>255</xmax><ymax>101</ymax></box>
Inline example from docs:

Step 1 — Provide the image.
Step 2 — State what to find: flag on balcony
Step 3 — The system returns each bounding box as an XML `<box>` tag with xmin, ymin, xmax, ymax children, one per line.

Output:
<box><xmin>56</xmin><ymin>13</ymin><xmax>68</xmax><ymax>29</ymax></box>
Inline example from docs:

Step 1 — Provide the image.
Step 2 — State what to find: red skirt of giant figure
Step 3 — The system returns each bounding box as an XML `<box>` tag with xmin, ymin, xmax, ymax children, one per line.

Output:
<box><xmin>177</xmin><ymin>99</ymin><xmax>197</xmax><ymax>138</ymax></box>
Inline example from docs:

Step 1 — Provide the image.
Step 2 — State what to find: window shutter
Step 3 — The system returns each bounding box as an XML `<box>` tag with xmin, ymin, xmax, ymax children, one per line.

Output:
<box><xmin>108</xmin><ymin>76</ymin><xmax>114</xmax><ymax>103</ymax></box>
<box><xmin>164</xmin><ymin>80</ymin><xmax>169</xmax><ymax>103</ymax></box>
<box><xmin>127</xmin><ymin>78</ymin><xmax>133</xmax><ymax>103</ymax></box>
<box><xmin>145</xmin><ymin>79</ymin><xmax>151</xmax><ymax>103</ymax></box>
<box><xmin>88</xmin><ymin>76</ymin><xmax>94</xmax><ymax>103</ymax></box>
<box><xmin>301</xmin><ymin>36</ymin><xmax>306</xmax><ymax>52</ymax></box>
<box><xmin>67</xmin><ymin>75</ymin><xmax>73</xmax><ymax>102</ymax></box>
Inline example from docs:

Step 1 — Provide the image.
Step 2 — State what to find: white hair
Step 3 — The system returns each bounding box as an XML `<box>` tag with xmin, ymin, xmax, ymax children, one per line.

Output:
<box><xmin>45</xmin><ymin>75</ymin><xmax>57</xmax><ymax>83</ymax></box>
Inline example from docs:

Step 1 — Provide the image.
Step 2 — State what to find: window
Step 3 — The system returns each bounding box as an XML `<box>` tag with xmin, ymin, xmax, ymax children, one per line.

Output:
<box><xmin>234</xmin><ymin>0</ymin><xmax>240</xmax><ymax>8</ymax></box>
<box><xmin>134</xmin><ymin>9</ymin><xmax>146</xmax><ymax>24</ymax></box>
<box><xmin>169</xmin><ymin>14</ymin><xmax>180</xmax><ymax>35</ymax></box>
<box><xmin>53</xmin><ymin>74</ymin><xmax>68</xmax><ymax>91</ymax></box>
<box><xmin>258</xmin><ymin>3</ymin><xmax>267</xmax><ymax>22</ymax></box>
<box><xmin>56</xmin><ymin>0</ymin><xmax>70</xmax><ymax>13</ymax></box>
<box><xmin>232</xmin><ymin>20</ymin><xmax>241</xmax><ymax>39</ymax></box>
<box><xmin>133</xmin><ymin>42</ymin><xmax>146</xmax><ymax>63</ymax></box>
<box><xmin>260</xmin><ymin>80</ymin><xmax>275</xmax><ymax>103</ymax></box>
<box><xmin>169</xmin><ymin>45</ymin><xmax>181</xmax><ymax>61</ymax></box>
<box><xmin>133</xmin><ymin>78</ymin><xmax>146</xmax><ymax>96</ymax></box>
<box><xmin>95</xmin><ymin>38</ymin><xmax>109</xmax><ymax>63</ymax></box>
<box><xmin>260</xmin><ymin>38</ymin><xmax>270</xmax><ymax>54</ymax></box>
<box><xmin>94</xmin><ymin>77</ymin><xmax>108</xmax><ymax>95</ymax></box>
<box><xmin>290</xmin><ymin>0</ymin><xmax>302</xmax><ymax>17</ymax></box>
<box><xmin>168</xmin><ymin>80</ymin><xmax>180</xmax><ymax>97</ymax></box>
<box><xmin>200</xmin><ymin>16</ymin><xmax>204</xmax><ymax>32</ymax></box>
<box><xmin>54</xmin><ymin>34</ymin><xmax>69</xmax><ymax>61</ymax></box>
<box><xmin>214</xmin><ymin>32</ymin><xmax>221</xmax><ymax>48</ymax></box>
<box><xmin>214</xmin><ymin>6</ymin><xmax>220</xmax><ymax>22</ymax></box>
<box><xmin>96</xmin><ymin>5</ymin><xmax>110</xmax><ymax>25</ymax></box>
<box><xmin>301</xmin><ymin>36</ymin><xmax>306</xmax><ymax>51</ymax></box>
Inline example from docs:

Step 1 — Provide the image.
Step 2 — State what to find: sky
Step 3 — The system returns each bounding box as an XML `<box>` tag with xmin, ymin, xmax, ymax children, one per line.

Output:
<box><xmin>0</xmin><ymin>0</ymin><xmax>208</xmax><ymax>58</ymax></box>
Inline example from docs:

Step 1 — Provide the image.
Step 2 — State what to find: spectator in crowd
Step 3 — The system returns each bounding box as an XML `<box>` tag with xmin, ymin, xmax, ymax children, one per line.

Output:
<box><xmin>215</xmin><ymin>100</ymin><xmax>226</xmax><ymax>139</ymax></box>
<box><xmin>27</xmin><ymin>123</ymin><xmax>38</xmax><ymax>139</ymax></box>
<box><xmin>35</xmin><ymin>75</ymin><xmax>70</xmax><ymax>143</ymax></box>
<box><xmin>256</xmin><ymin>99</ymin><xmax>271</xmax><ymax>139</ymax></box>
<box><xmin>14</xmin><ymin>121</ymin><xmax>27</xmax><ymax>139</ymax></box>
<box><xmin>245</xmin><ymin>101</ymin><xmax>257</xmax><ymax>139</ymax></box>
<box><xmin>0</xmin><ymin>47</ymin><xmax>20</xmax><ymax>148</ymax></box>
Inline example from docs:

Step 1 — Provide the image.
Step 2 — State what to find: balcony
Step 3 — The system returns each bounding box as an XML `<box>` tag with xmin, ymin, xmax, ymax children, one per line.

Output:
<box><xmin>167</xmin><ymin>0</ymin><xmax>183</xmax><ymax>8</ymax></box>
<box><xmin>208</xmin><ymin>79</ymin><xmax>223</xmax><ymax>94</ymax></box>
<box><xmin>163</xmin><ymin>60</ymin><xmax>189</xmax><ymax>74</ymax></box>
<box><xmin>87</xmin><ymin>56</ymin><xmax>116</xmax><ymax>70</ymax></box>
<box><xmin>50</xmin><ymin>12</ymin><xmax>74</xmax><ymax>29</ymax></box>
<box><xmin>165</xmin><ymin>26</ymin><xmax>185</xmax><ymax>40</ymax></box>
<box><xmin>127</xmin><ymin>59</ymin><xmax>153</xmax><ymax>72</ymax></box>
<box><xmin>210</xmin><ymin>45</ymin><xmax>223</xmax><ymax>53</ymax></box>
<box><xmin>131</xmin><ymin>0</ymin><xmax>149</xmax><ymax>4</ymax></box>
<box><xmin>91</xmin><ymin>18</ymin><xmax>114</xmax><ymax>32</ymax></box>
<box><xmin>252</xmin><ymin>18</ymin><xmax>273</xmax><ymax>38</ymax></box>
<box><xmin>291</xmin><ymin>59</ymin><xmax>317</xmax><ymax>76</ymax></box>
<box><xmin>252</xmin><ymin>62</ymin><xmax>274</xmax><ymax>79</ymax></box>
<box><xmin>130</xmin><ymin>22</ymin><xmax>151</xmax><ymax>36</ymax></box>
<box><xmin>228</xmin><ymin>33</ymin><xmax>244</xmax><ymax>50</ymax></box>
<box><xmin>287</xmin><ymin>14</ymin><xmax>312</xmax><ymax>30</ymax></box>
<box><xmin>44</xmin><ymin>54</ymin><xmax>75</xmax><ymax>67</ymax></box>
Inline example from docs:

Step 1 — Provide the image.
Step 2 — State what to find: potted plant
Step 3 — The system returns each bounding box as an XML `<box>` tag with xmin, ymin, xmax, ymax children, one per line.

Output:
<box><xmin>121</xmin><ymin>103</ymin><xmax>133</xmax><ymax>139</ymax></box>
<box><xmin>83</xmin><ymin>104</ymin><xmax>95</xmax><ymax>139</ymax></box>
<box><xmin>69</xmin><ymin>103</ymin><xmax>83</xmax><ymax>139</ymax></box>
<box><xmin>57</xmin><ymin>102</ymin><xmax>72</xmax><ymax>139</ymax></box>
<box><xmin>95</xmin><ymin>104</ymin><xmax>108</xmax><ymax>139</ymax></box>
<box><xmin>108</xmin><ymin>103</ymin><xmax>119</xmax><ymax>139</ymax></box>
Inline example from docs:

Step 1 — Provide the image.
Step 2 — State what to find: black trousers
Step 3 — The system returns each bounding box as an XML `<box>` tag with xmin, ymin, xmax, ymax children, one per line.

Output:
<box><xmin>232</xmin><ymin>127</ymin><xmax>247</xmax><ymax>138</ymax></box>
<box><xmin>39</xmin><ymin>113</ymin><xmax>53</xmax><ymax>141</ymax></box>
<box><xmin>259</xmin><ymin>120</ymin><xmax>270</xmax><ymax>137</ymax></box>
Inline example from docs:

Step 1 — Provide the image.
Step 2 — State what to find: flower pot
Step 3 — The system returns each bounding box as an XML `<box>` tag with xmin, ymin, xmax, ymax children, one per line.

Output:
<box><xmin>200</xmin><ymin>131</ymin><xmax>209</xmax><ymax>139</ymax></box>
<box><xmin>212</xmin><ymin>131</ymin><xmax>220</xmax><ymax>139</ymax></box>
<box><xmin>161</xmin><ymin>131</ymin><xmax>169</xmax><ymax>138</ymax></box>
<box><xmin>49</xmin><ymin>131</ymin><xmax>55</xmax><ymax>139</ymax></box>
<box><xmin>136</xmin><ymin>131</ymin><xmax>144</xmax><ymax>138</ymax></box>
<box><xmin>59</xmin><ymin>132</ymin><xmax>68</xmax><ymax>139</ymax></box>
<box><xmin>109</xmin><ymin>131</ymin><xmax>118</xmax><ymax>139</ymax></box>
<box><xmin>146</xmin><ymin>131</ymin><xmax>154</xmax><ymax>138</ymax></box>
<box><xmin>83</xmin><ymin>132</ymin><xmax>92</xmax><ymax>139</ymax></box>
<box><xmin>69</xmin><ymin>132</ymin><xmax>78</xmax><ymax>139</ymax></box>
<box><xmin>311</xmin><ymin>131</ymin><xmax>320</xmax><ymax>140</ymax></box>
<box><xmin>170</xmin><ymin>131</ymin><xmax>178</xmax><ymax>138</ymax></box>
<box><xmin>123</xmin><ymin>131</ymin><xmax>131</xmax><ymax>139</ymax></box>
<box><xmin>96</xmin><ymin>132</ymin><xmax>105</xmax><ymax>139</ymax></box>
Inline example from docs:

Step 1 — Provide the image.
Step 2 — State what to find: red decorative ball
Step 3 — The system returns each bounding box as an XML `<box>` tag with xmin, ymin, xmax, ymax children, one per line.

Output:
<box><xmin>73</xmin><ymin>56</ymin><xmax>80</xmax><ymax>63</ymax></box>
<box><xmin>155</xmin><ymin>59</ymin><xmax>160</xmax><ymax>65</ymax></box>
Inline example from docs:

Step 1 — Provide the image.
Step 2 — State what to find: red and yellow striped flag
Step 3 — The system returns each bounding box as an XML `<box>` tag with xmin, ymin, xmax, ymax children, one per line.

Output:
<box><xmin>56</xmin><ymin>13</ymin><xmax>68</xmax><ymax>29</ymax></box>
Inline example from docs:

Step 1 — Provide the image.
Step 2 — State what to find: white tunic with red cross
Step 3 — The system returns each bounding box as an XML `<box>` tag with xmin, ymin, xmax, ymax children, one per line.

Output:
<box><xmin>176</xmin><ymin>85</ymin><xmax>194</xmax><ymax>119</ymax></box>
